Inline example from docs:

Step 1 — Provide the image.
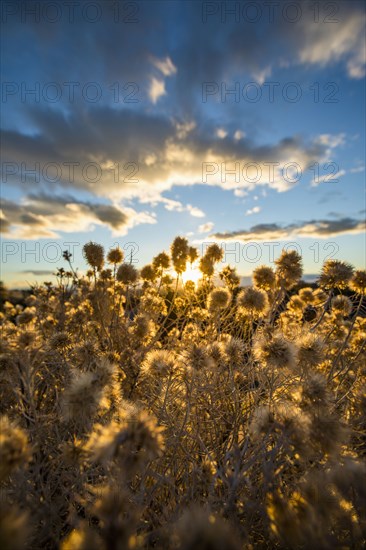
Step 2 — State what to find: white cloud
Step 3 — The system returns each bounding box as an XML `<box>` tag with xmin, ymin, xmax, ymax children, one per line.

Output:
<box><xmin>246</xmin><ymin>206</ymin><xmax>261</xmax><ymax>216</ymax></box>
<box><xmin>350</xmin><ymin>166</ymin><xmax>365</xmax><ymax>173</ymax></box>
<box><xmin>216</xmin><ymin>128</ymin><xmax>227</xmax><ymax>139</ymax></box>
<box><xmin>198</xmin><ymin>222</ymin><xmax>214</xmax><ymax>234</ymax></box>
<box><xmin>152</xmin><ymin>56</ymin><xmax>177</xmax><ymax>76</ymax></box>
<box><xmin>148</xmin><ymin>77</ymin><xmax>166</xmax><ymax>103</ymax></box>
<box><xmin>252</xmin><ymin>66</ymin><xmax>271</xmax><ymax>85</ymax></box>
<box><xmin>311</xmin><ymin>169</ymin><xmax>346</xmax><ymax>187</ymax></box>
<box><xmin>234</xmin><ymin>130</ymin><xmax>245</xmax><ymax>141</ymax></box>
<box><xmin>187</xmin><ymin>204</ymin><xmax>205</xmax><ymax>218</ymax></box>
<box><xmin>298</xmin><ymin>12</ymin><xmax>366</xmax><ymax>78</ymax></box>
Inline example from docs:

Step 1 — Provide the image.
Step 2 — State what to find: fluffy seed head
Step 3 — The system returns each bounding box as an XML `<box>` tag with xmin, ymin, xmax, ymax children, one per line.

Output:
<box><xmin>107</xmin><ymin>247</ymin><xmax>124</xmax><ymax>264</ymax></box>
<box><xmin>141</xmin><ymin>350</ymin><xmax>175</xmax><ymax>378</ymax></box>
<box><xmin>237</xmin><ymin>287</ymin><xmax>269</xmax><ymax>317</ymax></box>
<box><xmin>331</xmin><ymin>295</ymin><xmax>352</xmax><ymax>316</ymax></box>
<box><xmin>83</xmin><ymin>242</ymin><xmax>105</xmax><ymax>270</ymax></box>
<box><xmin>171</xmin><ymin>236</ymin><xmax>189</xmax><ymax>274</ymax></box>
<box><xmin>207</xmin><ymin>288</ymin><xmax>232</xmax><ymax>311</ymax></box>
<box><xmin>116</xmin><ymin>263</ymin><xmax>138</xmax><ymax>285</ymax></box>
<box><xmin>319</xmin><ymin>260</ymin><xmax>354</xmax><ymax>289</ymax></box>
<box><xmin>253</xmin><ymin>265</ymin><xmax>276</xmax><ymax>291</ymax></box>
<box><xmin>350</xmin><ymin>269</ymin><xmax>366</xmax><ymax>294</ymax></box>
<box><xmin>254</xmin><ymin>333</ymin><xmax>298</xmax><ymax>370</ymax></box>
<box><xmin>297</xmin><ymin>333</ymin><xmax>324</xmax><ymax>368</ymax></box>
<box><xmin>275</xmin><ymin>250</ymin><xmax>303</xmax><ymax>289</ymax></box>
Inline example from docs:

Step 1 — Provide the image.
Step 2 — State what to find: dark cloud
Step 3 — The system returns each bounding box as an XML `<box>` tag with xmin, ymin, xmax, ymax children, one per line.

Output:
<box><xmin>20</xmin><ymin>270</ymin><xmax>54</xmax><ymax>276</ymax></box>
<box><xmin>212</xmin><ymin>217</ymin><xmax>366</xmax><ymax>241</ymax></box>
<box><xmin>0</xmin><ymin>194</ymin><xmax>154</xmax><ymax>238</ymax></box>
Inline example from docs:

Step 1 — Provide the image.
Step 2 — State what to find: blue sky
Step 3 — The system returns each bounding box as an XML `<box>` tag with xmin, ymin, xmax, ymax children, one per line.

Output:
<box><xmin>1</xmin><ymin>0</ymin><xmax>365</xmax><ymax>287</ymax></box>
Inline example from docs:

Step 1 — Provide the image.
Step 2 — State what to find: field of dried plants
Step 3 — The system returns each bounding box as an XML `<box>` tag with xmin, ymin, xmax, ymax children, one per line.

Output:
<box><xmin>1</xmin><ymin>237</ymin><xmax>365</xmax><ymax>549</ymax></box>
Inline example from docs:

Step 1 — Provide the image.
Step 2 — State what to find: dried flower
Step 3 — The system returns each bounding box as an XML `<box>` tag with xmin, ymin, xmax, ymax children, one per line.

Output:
<box><xmin>275</xmin><ymin>250</ymin><xmax>303</xmax><ymax>289</ymax></box>
<box><xmin>83</xmin><ymin>242</ymin><xmax>105</xmax><ymax>270</ymax></box>
<box><xmin>207</xmin><ymin>288</ymin><xmax>232</xmax><ymax>311</ymax></box>
<box><xmin>107</xmin><ymin>247</ymin><xmax>124</xmax><ymax>265</ymax></box>
<box><xmin>116</xmin><ymin>264</ymin><xmax>138</xmax><ymax>285</ymax></box>
<box><xmin>254</xmin><ymin>333</ymin><xmax>298</xmax><ymax>370</ymax></box>
<box><xmin>297</xmin><ymin>333</ymin><xmax>324</xmax><ymax>368</ymax></box>
<box><xmin>350</xmin><ymin>269</ymin><xmax>366</xmax><ymax>294</ymax></box>
<box><xmin>253</xmin><ymin>265</ymin><xmax>276</xmax><ymax>291</ymax></box>
<box><xmin>171</xmin><ymin>236</ymin><xmax>189</xmax><ymax>274</ymax></box>
<box><xmin>141</xmin><ymin>350</ymin><xmax>175</xmax><ymax>378</ymax></box>
<box><xmin>318</xmin><ymin>260</ymin><xmax>354</xmax><ymax>290</ymax></box>
<box><xmin>237</xmin><ymin>287</ymin><xmax>269</xmax><ymax>317</ymax></box>
<box><xmin>331</xmin><ymin>295</ymin><xmax>352</xmax><ymax>316</ymax></box>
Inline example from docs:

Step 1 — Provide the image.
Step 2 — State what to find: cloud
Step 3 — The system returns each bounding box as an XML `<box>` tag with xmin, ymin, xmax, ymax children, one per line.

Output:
<box><xmin>311</xmin><ymin>169</ymin><xmax>346</xmax><ymax>187</ymax></box>
<box><xmin>216</xmin><ymin>128</ymin><xmax>228</xmax><ymax>139</ymax></box>
<box><xmin>198</xmin><ymin>222</ymin><xmax>214</xmax><ymax>234</ymax></box>
<box><xmin>20</xmin><ymin>270</ymin><xmax>55</xmax><ymax>276</ymax></box>
<box><xmin>0</xmin><ymin>195</ymin><xmax>156</xmax><ymax>239</ymax></box>
<box><xmin>246</xmin><ymin>206</ymin><xmax>261</xmax><ymax>216</ymax></box>
<box><xmin>212</xmin><ymin>217</ymin><xmax>366</xmax><ymax>241</ymax></box>
<box><xmin>187</xmin><ymin>204</ymin><xmax>205</xmax><ymax>218</ymax></box>
<box><xmin>1</xmin><ymin>107</ymin><xmax>337</xmax><ymax>203</ymax></box>
<box><xmin>152</xmin><ymin>56</ymin><xmax>177</xmax><ymax>76</ymax></box>
<box><xmin>297</xmin><ymin>11</ymin><xmax>366</xmax><ymax>78</ymax></box>
<box><xmin>350</xmin><ymin>166</ymin><xmax>365</xmax><ymax>173</ymax></box>
<box><xmin>234</xmin><ymin>130</ymin><xmax>245</xmax><ymax>141</ymax></box>
<box><xmin>148</xmin><ymin>77</ymin><xmax>166</xmax><ymax>103</ymax></box>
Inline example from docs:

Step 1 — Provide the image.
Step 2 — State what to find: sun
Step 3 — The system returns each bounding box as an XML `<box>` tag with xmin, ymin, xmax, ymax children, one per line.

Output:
<box><xmin>181</xmin><ymin>262</ymin><xmax>202</xmax><ymax>285</ymax></box>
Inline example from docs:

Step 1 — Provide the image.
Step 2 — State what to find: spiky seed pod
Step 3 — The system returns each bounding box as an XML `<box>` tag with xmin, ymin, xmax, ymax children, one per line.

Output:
<box><xmin>299</xmin><ymin>287</ymin><xmax>315</xmax><ymax>304</ymax></box>
<box><xmin>253</xmin><ymin>265</ymin><xmax>276</xmax><ymax>291</ymax></box>
<box><xmin>219</xmin><ymin>265</ymin><xmax>240</xmax><ymax>289</ymax></box>
<box><xmin>331</xmin><ymin>295</ymin><xmax>353</xmax><ymax>316</ymax></box>
<box><xmin>61</xmin><ymin>371</ymin><xmax>106</xmax><ymax>425</ymax></box>
<box><xmin>207</xmin><ymin>288</ymin><xmax>232</xmax><ymax>311</ymax></box>
<box><xmin>350</xmin><ymin>269</ymin><xmax>366</xmax><ymax>294</ymax></box>
<box><xmin>199</xmin><ymin>256</ymin><xmax>215</xmax><ymax>277</ymax></box>
<box><xmin>140</xmin><ymin>264</ymin><xmax>157</xmax><ymax>282</ymax></box>
<box><xmin>225</xmin><ymin>337</ymin><xmax>245</xmax><ymax>367</ymax></box>
<box><xmin>318</xmin><ymin>259</ymin><xmax>354</xmax><ymax>290</ymax></box>
<box><xmin>236</xmin><ymin>287</ymin><xmax>269</xmax><ymax>317</ymax></box>
<box><xmin>152</xmin><ymin>251</ymin><xmax>170</xmax><ymax>271</ymax></box>
<box><xmin>107</xmin><ymin>247</ymin><xmax>124</xmax><ymax>265</ymax></box>
<box><xmin>170</xmin><ymin>236</ymin><xmax>189</xmax><ymax>274</ymax></box>
<box><xmin>141</xmin><ymin>350</ymin><xmax>175</xmax><ymax>378</ymax></box>
<box><xmin>86</xmin><ymin>410</ymin><xmax>164</xmax><ymax>468</ymax></box>
<box><xmin>302</xmin><ymin>372</ymin><xmax>328</xmax><ymax>404</ymax></box>
<box><xmin>297</xmin><ymin>333</ymin><xmax>324</xmax><ymax>368</ymax></box>
<box><xmin>17</xmin><ymin>330</ymin><xmax>36</xmax><ymax>347</ymax></box>
<box><xmin>254</xmin><ymin>333</ymin><xmax>298</xmax><ymax>370</ymax></box>
<box><xmin>275</xmin><ymin>250</ymin><xmax>303</xmax><ymax>289</ymax></box>
<box><xmin>116</xmin><ymin>263</ymin><xmax>138</xmax><ymax>285</ymax></box>
<box><xmin>83</xmin><ymin>242</ymin><xmax>105</xmax><ymax>270</ymax></box>
<box><xmin>49</xmin><ymin>331</ymin><xmax>71</xmax><ymax>350</ymax></box>
<box><xmin>205</xmin><ymin>243</ymin><xmax>224</xmax><ymax>263</ymax></box>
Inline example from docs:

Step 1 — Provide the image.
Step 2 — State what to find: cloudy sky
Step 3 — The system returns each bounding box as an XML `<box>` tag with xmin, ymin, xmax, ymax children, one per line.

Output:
<box><xmin>1</xmin><ymin>0</ymin><xmax>365</xmax><ymax>287</ymax></box>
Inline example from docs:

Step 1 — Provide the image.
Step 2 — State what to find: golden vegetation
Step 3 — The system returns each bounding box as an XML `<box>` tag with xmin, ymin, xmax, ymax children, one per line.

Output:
<box><xmin>1</xmin><ymin>237</ymin><xmax>365</xmax><ymax>549</ymax></box>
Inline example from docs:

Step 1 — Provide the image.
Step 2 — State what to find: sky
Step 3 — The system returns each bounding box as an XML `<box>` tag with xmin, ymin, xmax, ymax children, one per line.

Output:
<box><xmin>1</xmin><ymin>0</ymin><xmax>365</xmax><ymax>288</ymax></box>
